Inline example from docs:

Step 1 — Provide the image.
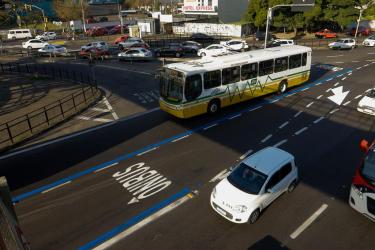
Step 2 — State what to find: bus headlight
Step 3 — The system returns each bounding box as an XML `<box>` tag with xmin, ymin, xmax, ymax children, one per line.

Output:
<box><xmin>234</xmin><ymin>205</ymin><xmax>247</xmax><ymax>213</ymax></box>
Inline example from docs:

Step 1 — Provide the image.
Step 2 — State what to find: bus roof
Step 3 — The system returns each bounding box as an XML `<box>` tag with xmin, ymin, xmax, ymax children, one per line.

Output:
<box><xmin>164</xmin><ymin>45</ymin><xmax>311</xmax><ymax>75</ymax></box>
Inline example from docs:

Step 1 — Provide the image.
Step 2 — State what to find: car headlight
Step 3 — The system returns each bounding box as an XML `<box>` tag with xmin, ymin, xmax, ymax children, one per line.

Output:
<box><xmin>353</xmin><ymin>185</ymin><xmax>364</xmax><ymax>199</ymax></box>
<box><xmin>212</xmin><ymin>187</ymin><xmax>217</xmax><ymax>199</ymax></box>
<box><xmin>234</xmin><ymin>205</ymin><xmax>247</xmax><ymax>213</ymax></box>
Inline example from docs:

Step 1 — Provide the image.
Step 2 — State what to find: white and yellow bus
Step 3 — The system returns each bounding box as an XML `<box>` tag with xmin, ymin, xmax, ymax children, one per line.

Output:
<box><xmin>159</xmin><ymin>45</ymin><xmax>312</xmax><ymax>118</ymax></box>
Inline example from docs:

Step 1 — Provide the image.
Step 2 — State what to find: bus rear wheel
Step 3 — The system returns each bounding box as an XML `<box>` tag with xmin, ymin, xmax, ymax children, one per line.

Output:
<box><xmin>207</xmin><ymin>99</ymin><xmax>220</xmax><ymax>114</ymax></box>
<box><xmin>278</xmin><ymin>80</ymin><xmax>288</xmax><ymax>94</ymax></box>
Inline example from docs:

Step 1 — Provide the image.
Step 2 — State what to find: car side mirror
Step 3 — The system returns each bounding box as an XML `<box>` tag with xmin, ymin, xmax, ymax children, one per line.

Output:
<box><xmin>267</xmin><ymin>188</ymin><xmax>274</xmax><ymax>193</ymax></box>
<box><xmin>229</xmin><ymin>166</ymin><xmax>234</xmax><ymax>172</ymax></box>
<box><xmin>360</xmin><ymin>139</ymin><xmax>369</xmax><ymax>152</ymax></box>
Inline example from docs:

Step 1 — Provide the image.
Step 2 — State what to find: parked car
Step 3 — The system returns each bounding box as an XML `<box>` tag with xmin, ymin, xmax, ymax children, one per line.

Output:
<box><xmin>154</xmin><ymin>43</ymin><xmax>184</xmax><ymax>57</ymax></box>
<box><xmin>38</xmin><ymin>44</ymin><xmax>67</xmax><ymax>55</ymax></box>
<box><xmin>7</xmin><ymin>29</ymin><xmax>32</xmax><ymax>39</ymax></box>
<box><xmin>22</xmin><ymin>39</ymin><xmax>49</xmax><ymax>50</ymax></box>
<box><xmin>35</xmin><ymin>32</ymin><xmax>57</xmax><ymax>41</ymax></box>
<box><xmin>79</xmin><ymin>48</ymin><xmax>109</xmax><ymax>59</ymax></box>
<box><xmin>197</xmin><ymin>44</ymin><xmax>231</xmax><ymax>57</ymax></box>
<box><xmin>220</xmin><ymin>39</ymin><xmax>249</xmax><ymax>51</ymax></box>
<box><xmin>108</xmin><ymin>25</ymin><xmax>128</xmax><ymax>35</ymax></box>
<box><xmin>328</xmin><ymin>38</ymin><xmax>356</xmax><ymax>49</ymax></box>
<box><xmin>350</xmin><ymin>26</ymin><xmax>372</xmax><ymax>37</ymax></box>
<box><xmin>255</xmin><ymin>31</ymin><xmax>276</xmax><ymax>41</ymax></box>
<box><xmin>118</xmin><ymin>37</ymin><xmax>145</xmax><ymax>50</ymax></box>
<box><xmin>86</xmin><ymin>26</ymin><xmax>108</xmax><ymax>36</ymax></box>
<box><xmin>210</xmin><ymin>147</ymin><xmax>298</xmax><ymax>224</ymax></box>
<box><xmin>267</xmin><ymin>39</ymin><xmax>294</xmax><ymax>48</ymax></box>
<box><xmin>181</xmin><ymin>41</ymin><xmax>202</xmax><ymax>53</ymax></box>
<box><xmin>357</xmin><ymin>88</ymin><xmax>375</xmax><ymax>116</ymax></box>
<box><xmin>118</xmin><ymin>48</ymin><xmax>153</xmax><ymax>61</ymax></box>
<box><xmin>81</xmin><ymin>41</ymin><xmax>108</xmax><ymax>51</ymax></box>
<box><xmin>190</xmin><ymin>33</ymin><xmax>215</xmax><ymax>42</ymax></box>
<box><xmin>363</xmin><ymin>35</ymin><xmax>375</xmax><ymax>47</ymax></box>
<box><xmin>114</xmin><ymin>35</ymin><xmax>130</xmax><ymax>44</ymax></box>
<box><xmin>123</xmin><ymin>42</ymin><xmax>150</xmax><ymax>50</ymax></box>
<box><xmin>315</xmin><ymin>29</ymin><xmax>337</xmax><ymax>39</ymax></box>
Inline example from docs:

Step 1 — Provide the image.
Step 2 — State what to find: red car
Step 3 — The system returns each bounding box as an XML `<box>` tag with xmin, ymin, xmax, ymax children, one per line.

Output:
<box><xmin>315</xmin><ymin>29</ymin><xmax>337</xmax><ymax>39</ymax></box>
<box><xmin>350</xmin><ymin>26</ymin><xmax>372</xmax><ymax>36</ymax></box>
<box><xmin>79</xmin><ymin>48</ymin><xmax>109</xmax><ymax>59</ymax></box>
<box><xmin>114</xmin><ymin>35</ymin><xmax>129</xmax><ymax>44</ymax></box>
<box><xmin>86</xmin><ymin>27</ymin><xmax>108</xmax><ymax>37</ymax></box>
<box><xmin>108</xmin><ymin>25</ymin><xmax>128</xmax><ymax>35</ymax></box>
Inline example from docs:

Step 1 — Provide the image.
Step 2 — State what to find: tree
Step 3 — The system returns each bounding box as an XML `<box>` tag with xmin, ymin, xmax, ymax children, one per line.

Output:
<box><xmin>242</xmin><ymin>0</ymin><xmax>268</xmax><ymax>28</ymax></box>
<box><xmin>53</xmin><ymin>0</ymin><xmax>87</xmax><ymax>21</ymax></box>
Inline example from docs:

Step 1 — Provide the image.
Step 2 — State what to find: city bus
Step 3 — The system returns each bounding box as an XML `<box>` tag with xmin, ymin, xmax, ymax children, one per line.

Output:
<box><xmin>159</xmin><ymin>45</ymin><xmax>312</xmax><ymax>118</ymax></box>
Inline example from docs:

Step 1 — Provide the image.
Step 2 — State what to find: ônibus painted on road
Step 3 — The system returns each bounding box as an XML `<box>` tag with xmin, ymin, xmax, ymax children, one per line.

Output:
<box><xmin>349</xmin><ymin>139</ymin><xmax>375</xmax><ymax>221</ymax></box>
<box><xmin>159</xmin><ymin>45</ymin><xmax>312</xmax><ymax>118</ymax></box>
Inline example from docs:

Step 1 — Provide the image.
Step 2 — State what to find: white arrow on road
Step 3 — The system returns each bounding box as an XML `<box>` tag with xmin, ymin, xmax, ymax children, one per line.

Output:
<box><xmin>128</xmin><ymin>197</ymin><xmax>140</xmax><ymax>205</ymax></box>
<box><xmin>327</xmin><ymin>86</ymin><xmax>349</xmax><ymax>105</ymax></box>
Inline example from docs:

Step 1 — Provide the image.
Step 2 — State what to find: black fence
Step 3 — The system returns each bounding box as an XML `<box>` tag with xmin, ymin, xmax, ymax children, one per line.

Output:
<box><xmin>0</xmin><ymin>62</ymin><xmax>101</xmax><ymax>153</ymax></box>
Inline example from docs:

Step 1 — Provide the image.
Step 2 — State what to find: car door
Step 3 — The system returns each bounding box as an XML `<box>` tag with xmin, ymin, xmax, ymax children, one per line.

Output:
<box><xmin>260</xmin><ymin>172</ymin><xmax>282</xmax><ymax>208</ymax></box>
<box><xmin>277</xmin><ymin>163</ymin><xmax>293</xmax><ymax>192</ymax></box>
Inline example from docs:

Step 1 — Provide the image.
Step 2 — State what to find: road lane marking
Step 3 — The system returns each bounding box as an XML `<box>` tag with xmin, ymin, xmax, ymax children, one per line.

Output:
<box><xmin>326</xmin><ymin>78</ymin><xmax>333</xmax><ymax>82</ymax></box>
<box><xmin>337</xmin><ymin>74</ymin><xmax>343</xmax><ymax>77</ymax></box>
<box><xmin>290</xmin><ymin>204</ymin><xmax>328</xmax><ymax>239</ymax></box>
<box><xmin>203</xmin><ymin>124</ymin><xmax>218</xmax><ymax>130</ymax></box>
<box><xmin>313</xmin><ymin>117</ymin><xmax>324</xmax><ymax>124</ymax></box>
<box><xmin>287</xmin><ymin>93</ymin><xmax>296</xmax><ymax>97</ymax></box>
<box><xmin>210</xmin><ymin>169</ymin><xmax>229</xmax><ymax>182</ymax></box>
<box><xmin>79</xmin><ymin>188</ymin><xmax>191</xmax><ymax>250</ymax></box>
<box><xmin>316</xmin><ymin>82</ymin><xmax>323</xmax><ymax>86</ymax></box>
<box><xmin>94</xmin><ymin>162</ymin><xmax>119</xmax><ymax>173</ymax></box>
<box><xmin>273</xmin><ymin>139</ymin><xmax>288</xmax><ymax>148</ymax></box>
<box><xmin>294</xmin><ymin>111</ymin><xmax>303</xmax><ymax>117</ymax></box>
<box><xmin>352</xmin><ymin>60</ymin><xmax>359</xmax><ymax>63</ymax></box>
<box><xmin>172</xmin><ymin>134</ymin><xmax>190</xmax><ymax>142</ymax></box>
<box><xmin>357</xmin><ymin>67</ymin><xmax>362</xmax><ymax>70</ymax></box>
<box><xmin>91</xmin><ymin>107</ymin><xmax>110</xmax><ymax>112</ymax></box>
<box><xmin>364</xmin><ymin>64</ymin><xmax>370</xmax><ymax>67</ymax></box>
<box><xmin>300</xmin><ymin>87</ymin><xmax>309</xmax><ymax>92</ymax></box>
<box><xmin>317</xmin><ymin>95</ymin><xmax>323</xmax><ymax>99</ymax></box>
<box><xmin>325</xmin><ymin>88</ymin><xmax>332</xmax><ymax>93</ymax></box>
<box><xmin>348</xmin><ymin>72</ymin><xmax>352</xmax><ymax>75</ymax></box>
<box><xmin>334</xmin><ymin>62</ymin><xmax>344</xmax><ymax>64</ymax></box>
<box><xmin>102</xmin><ymin>97</ymin><xmax>119</xmax><ymax>120</ymax></box>
<box><xmin>306</xmin><ymin>102</ymin><xmax>314</xmax><ymax>108</ymax></box>
<box><xmin>249</xmin><ymin>106</ymin><xmax>262</xmax><ymax>112</ymax></box>
<box><xmin>76</xmin><ymin>116</ymin><xmax>113</xmax><ymax>123</ymax></box>
<box><xmin>333</xmin><ymin>82</ymin><xmax>340</xmax><ymax>87</ymax></box>
<box><xmin>41</xmin><ymin>181</ymin><xmax>71</xmax><ymax>194</ymax></box>
<box><xmin>136</xmin><ymin>147</ymin><xmax>158</xmax><ymax>156</ymax></box>
<box><xmin>261</xmin><ymin>134</ymin><xmax>272</xmax><ymax>143</ymax></box>
<box><xmin>329</xmin><ymin>108</ymin><xmax>340</xmax><ymax>114</ymax></box>
<box><xmin>240</xmin><ymin>149</ymin><xmax>253</xmax><ymax>160</ymax></box>
<box><xmin>341</xmin><ymin>77</ymin><xmax>347</xmax><ymax>81</ymax></box>
<box><xmin>355</xmin><ymin>95</ymin><xmax>362</xmax><ymax>99</ymax></box>
<box><xmin>295</xmin><ymin>127</ymin><xmax>308</xmax><ymax>135</ymax></box>
<box><xmin>368</xmin><ymin>52</ymin><xmax>375</xmax><ymax>54</ymax></box>
<box><xmin>279</xmin><ymin>121</ymin><xmax>289</xmax><ymax>129</ymax></box>
<box><xmin>366</xmin><ymin>59</ymin><xmax>375</xmax><ymax>61</ymax></box>
<box><xmin>269</xmin><ymin>99</ymin><xmax>280</xmax><ymax>103</ymax></box>
<box><xmin>326</xmin><ymin>55</ymin><xmax>343</xmax><ymax>58</ymax></box>
<box><xmin>343</xmin><ymin>101</ymin><xmax>351</xmax><ymax>106</ymax></box>
<box><xmin>229</xmin><ymin>114</ymin><xmax>242</xmax><ymax>120</ymax></box>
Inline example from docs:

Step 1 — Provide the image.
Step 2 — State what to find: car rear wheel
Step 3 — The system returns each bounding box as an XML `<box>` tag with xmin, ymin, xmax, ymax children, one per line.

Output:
<box><xmin>27</xmin><ymin>46</ymin><xmax>32</xmax><ymax>50</ymax></box>
<box><xmin>248</xmin><ymin>209</ymin><xmax>260</xmax><ymax>224</ymax></box>
<box><xmin>207</xmin><ymin>99</ymin><xmax>220</xmax><ymax>115</ymax></box>
<box><xmin>288</xmin><ymin>180</ymin><xmax>297</xmax><ymax>193</ymax></box>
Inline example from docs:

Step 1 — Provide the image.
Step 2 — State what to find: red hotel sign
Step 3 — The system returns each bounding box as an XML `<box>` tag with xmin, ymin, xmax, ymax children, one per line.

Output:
<box><xmin>183</xmin><ymin>5</ymin><xmax>214</xmax><ymax>11</ymax></box>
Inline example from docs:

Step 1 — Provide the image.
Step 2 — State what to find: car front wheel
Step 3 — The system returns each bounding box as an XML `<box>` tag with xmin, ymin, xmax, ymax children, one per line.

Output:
<box><xmin>248</xmin><ymin>209</ymin><xmax>260</xmax><ymax>224</ymax></box>
<box><xmin>200</xmin><ymin>52</ymin><xmax>206</xmax><ymax>57</ymax></box>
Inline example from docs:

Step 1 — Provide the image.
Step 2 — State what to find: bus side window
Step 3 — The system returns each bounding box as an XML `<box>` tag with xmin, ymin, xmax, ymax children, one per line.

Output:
<box><xmin>289</xmin><ymin>54</ymin><xmax>302</xmax><ymax>69</ymax></box>
<box><xmin>302</xmin><ymin>53</ymin><xmax>307</xmax><ymax>66</ymax></box>
<box><xmin>222</xmin><ymin>66</ymin><xmax>240</xmax><ymax>85</ymax></box>
<box><xmin>204</xmin><ymin>70</ymin><xmax>221</xmax><ymax>89</ymax></box>
<box><xmin>274</xmin><ymin>57</ymin><xmax>288</xmax><ymax>73</ymax></box>
<box><xmin>259</xmin><ymin>59</ymin><xmax>274</xmax><ymax>76</ymax></box>
<box><xmin>241</xmin><ymin>63</ymin><xmax>258</xmax><ymax>81</ymax></box>
<box><xmin>185</xmin><ymin>74</ymin><xmax>202</xmax><ymax>101</ymax></box>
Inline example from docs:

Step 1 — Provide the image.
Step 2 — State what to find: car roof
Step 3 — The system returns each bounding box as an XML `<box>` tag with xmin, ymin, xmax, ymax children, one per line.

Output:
<box><xmin>242</xmin><ymin>147</ymin><xmax>294</xmax><ymax>175</ymax></box>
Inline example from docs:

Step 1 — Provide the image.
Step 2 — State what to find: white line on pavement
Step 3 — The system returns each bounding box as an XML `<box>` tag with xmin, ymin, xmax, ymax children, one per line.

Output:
<box><xmin>102</xmin><ymin>97</ymin><xmax>119</xmax><ymax>120</ymax></box>
<box><xmin>364</xmin><ymin>64</ymin><xmax>370</xmax><ymax>67</ymax></box>
<box><xmin>333</xmin><ymin>82</ymin><xmax>340</xmax><ymax>87</ymax></box>
<box><xmin>240</xmin><ymin>149</ymin><xmax>253</xmax><ymax>160</ymax></box>
<box><xmin>209</xmin><ymin>169</ymin><xmax>229</xmax><ymax>182</ymax></box>
<box><xmin>325</xmin><ymin>88</ymin><xmax>332</xmax><ymax>93</ymax></box>
<box><xmin>329</xmin><ymin>108</ymin><xmax>340</xmax><ymax>114</ymax></box>
<box><xmin>295</xmin><ymin>127</ymin><xmax>308</xmax><ymax>135</ymax></box>
<box><xmin>306</xmin><ymin>102</ymin><xmax>314</xmax><ymax>108</ymax></box>
<box><xmin>290</xmin><ymin>204</ymin><xmax>328</xmax><ymax>239</ymax></box>
<box><xmin>93</xmin><ymin>193</ymin><xmax>193</xmax><ymax>250</ymax></box>
<box><xmin>91</xmin><ymin>107</ymin><xmax>110</xmax><ymax>112</ymax></box>
<box><xmin>326</xmin><ymin>78</ymin><xmax>333</xmax><ymax>82</ymax></box>
<box><xmin>261</xmin><ymin>134</ymin><xmax>272</xmax><ymax>143</ymax></box>
<box><xmin>229</xmin><ymin>114</ymin><xmax>242</xmax><ymax>120</ymax></box>
<box><xmin>300</xmin><ymin>88</ymin><xmax>309</xmax><ymax>92</ymax></box>
<box><xmin>326</xmin><ymin>55</ymin><xmax>343</xmax><ymax>58</ymax></box>
<box><xmin>352</xmin><ymin>60</ymin><xmax>359</xmax><ymax>63</ymax></box>
<box><xmin>367</xmin><ymin>52</ymin><xmax>375</xmax><ymax>54</ymax></box>
<box><xmin>317</xmin><ymin>95</ymin><xmax>323</xmax><ymax>99</ymax></box>
<box><xmin>172</xmin><ymin>135</ymin><xmax>190</xmax><ymax>143</ymax></box>
<box><xmin>315</xmin><ymin>82</ymin><xmax>322</xmax><ymax>86</ymax></box>
<box><xmin>355</xmin><ymin>95</ymin><xmax>362</xmax><ymax>99</ymax></box>
<box><xmin>286</xmin><ymin>93</ymin><xmax>296</xmax><ymax>97</ymax></box>
<box><xmin>279</xmin><ymin>121</ymin><xmax>289</xmax><ymax>129</ymax></box>
<box><xmin>357</xmin><ymin>67</ymin><xmax>362</xmax><ymax>70</ymax></box>
<box><xmin>273</xmin><ymin>139</ymin><xmax>288</xmax><ymax>148</ymax></box>
<box><xmin>42</xmin><ymin>181</ymin><xmax>72</xmax><ymax>194</ymax></box>
<box><xmin>294</xmin><ymin>111</ymin><xmax>303</xmax><ymax>117</ymax></box>
<box><xmin>203</xmin><ymin>124</ymin><xmax>218</xmax><ymax>130</ymax></box>
<box><xmin>348</xmin><ymin>72</ymin><xmax>352</xmax><ymax>76</ymax></box>
<box><xmin>269</xmin><ymin>99</ymin><xmax>279</xmax><ymax>103</ymax></box>
<box><xmin>366</xmin><ymin>59</ymin><xmax>375</xmax><ymax>62</ymax></box>
<box><xmin>313</xmin><ymin>117</ymin><xmax>325</xmax><ymax>124</ymax></box>
<box><xmin>343</xmin><ymin>101</ymin><xmax>351</xmax><ymax>106</ymax></box>
<box><xmin>341</xmin><ymin>77</ymin><xmax>347</xmax><ymax>81</ymax></box>
<box><xmin>334</xmin><ymin>62</ymin><xmax>344</xmax><ymax>64</ymax></box>
<box><xmin>249</xmin><ymin>106</ymin><xmax>262</xmax><ymax>112</ymax></box>
<box><xmin>94</xmin><ymin>162</ymin><xmax>119</xmax><ymax>173</ymax></box>
<box><xmin>136</xmin><ymin>147</ymin><xmax>158</xmax><ymax>156</ymax></box>
<box><xmin>92</xmin><ymin>118</ymin><xmax>114</xmax><ymax>123</ymax></box>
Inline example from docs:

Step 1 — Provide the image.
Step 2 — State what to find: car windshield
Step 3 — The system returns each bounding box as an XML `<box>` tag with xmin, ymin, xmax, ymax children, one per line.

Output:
<box><xmin>362</xmin><ymin>148</ymin><xmax>375</xmax><ymax>185</ymax></box>
<box><xmin>227</xmin><ymin>163</ymin><xmax>268</xmax><ymax>195</ymax></box>
<box><xmin>159</xmin><ymin>68</ymin><xmax>184</xmax><ymax>103</ymax></box>
<box><xmin>337</xmin><ymin>39</ymin><xmax>345</xmax><ymax>43</ymax></box>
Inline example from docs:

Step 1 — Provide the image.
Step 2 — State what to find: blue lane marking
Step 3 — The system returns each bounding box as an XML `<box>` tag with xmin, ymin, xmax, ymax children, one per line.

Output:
<box><xmin>12</xmin><ymin>68</ymin><xmax>352</xmax><ymax>203</ymax></box>
<box><xmin>78</xmin><ymin>187</ymin><xmax>191</xmax><ymax>250</ymax></box>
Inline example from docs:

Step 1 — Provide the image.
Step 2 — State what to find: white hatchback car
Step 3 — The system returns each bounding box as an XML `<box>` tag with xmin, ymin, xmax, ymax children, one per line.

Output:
<box><xmin>363</xmin><ymin>35</ymin><xmax>375</xmax><ymax>47</ymax></box>
<box><xmin>22</xmin><ymin>39</ymin><xmax>49</xmax><ymax>50</ymax></box>
<box><xmin>357</xmin><ymin>88</ymin><xmax>375</xmax><ymax>115</ymax></box>
<box><xmin>329</xmin><ymin>38</ymin><xmax>356</xmax><ymax>49</ymax></box>
<box><xmin>220</xmin><ymin>39</ymin><xmax>249</xmax><ymax>51</ymax></box>
<box><xmin>197</xmin><ymin>44</ymin><xmax>231</xmax><ymax>57</ymax></box>
<box><xmin>81</xmin><ymin>41</ymin><xmax>108</xmax><ymax>51</ymax></box>
<box><xmin>35</xmin><ymin>32</ymin><xmax>57</xmax><ymax>41</ymax></box>
<box><xmin>211</xmin><ymin>147</ymin><xmax>298</xmax><ymax>224</ymax></box>
<box><xmin>118</xmin><ymin>48</ymin><xmax>153</xmax><ymax>61</ymax></box>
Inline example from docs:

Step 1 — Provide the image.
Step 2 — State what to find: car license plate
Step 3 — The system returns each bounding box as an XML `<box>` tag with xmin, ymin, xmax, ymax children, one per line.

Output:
<box><xmin>216</xmin><ymin>207</ymin><xmax>226</xmax><ymax>216</ymax></box>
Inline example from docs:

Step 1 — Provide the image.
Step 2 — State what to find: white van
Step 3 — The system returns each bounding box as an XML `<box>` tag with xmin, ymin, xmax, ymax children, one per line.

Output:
<box><xmin>7</xmin><ymin>29</ymin><xmax>32</xmax><ymax>40</ymax></box>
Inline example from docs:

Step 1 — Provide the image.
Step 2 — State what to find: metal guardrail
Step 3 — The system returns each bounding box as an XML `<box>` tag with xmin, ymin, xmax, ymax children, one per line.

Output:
<box><xmin>0</xmin><ymin>62</ymin><xmax>101</xmax><ymax>153</ymax></box>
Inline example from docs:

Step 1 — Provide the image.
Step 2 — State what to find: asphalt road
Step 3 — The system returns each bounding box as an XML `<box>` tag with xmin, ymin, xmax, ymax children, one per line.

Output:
<box><xmin>1</xmin><ymin>47</ymin><xmax>375</xmax><ymax>250</ymax></box>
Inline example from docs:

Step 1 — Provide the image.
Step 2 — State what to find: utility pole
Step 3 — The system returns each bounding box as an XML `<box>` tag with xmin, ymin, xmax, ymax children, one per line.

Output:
<box><xmin>81</xmin><ymin>0</ymin><xmax>87</xmax><ymax>33</ymax></box>
<box><xmin>353</xmin><ymin>2</ymin><xmax>373</xmax><ymax>43</ymax></box>
<box><xmin>118</xmin><ymin>0</ymin><xmax>124</xmax><ymax>34</ymax></box>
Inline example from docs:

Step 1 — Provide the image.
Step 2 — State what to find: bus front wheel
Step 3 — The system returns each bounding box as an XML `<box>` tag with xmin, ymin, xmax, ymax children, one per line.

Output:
<box><xmin>278</xmin><ymin>80</ymin><xmax>288</xmax><ymax>94</ymax></box>
<box><xmin>207</xmin><ymin>99</ymin><xmax>220</xmax><ymax>114</ymax></box>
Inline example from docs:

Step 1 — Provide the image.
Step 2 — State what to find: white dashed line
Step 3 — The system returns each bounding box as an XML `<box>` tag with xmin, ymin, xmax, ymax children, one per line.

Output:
<box><xmin>366</xmin><ymin>59</ymin><xmax>375</xmax><ymax>62</ymax></box>
<box><xmin>343</xmin><ymin>101</ymin><xmax>351</xmax><ymax>106</ymax></box>
<box><xmin>273</xmin><ymin>139</ymin><xmax>288</xmax><ymax>148</ymax></box>
<box><xmin>333</xmin><ymin>82</ymin><xmax>340</xmax><ymax>87</ymax></box>
<box><xmin>300</xmin><ymin>88</ymin><xmax>309</xmax><ymax>92</ymax></box>
<box><xmin>240</xmin><ymin>149</ymin><xmax>253</xmax><ymax>160</ymax></box>
<box><xmin>209</xmin><ymin>169</ymin><xmax>230</xmax><ymax>183</ymax></box>
<box><xmin>357</xmin><ymin>67</ymin><xmax>362</xmax><ymax>70</ymax></box>
<box><xmin>334</xmin><ymin>62</ymin><xmax>344</xmax><ymax>64</ymax></box>
<box><xmin>337</xmin><ymin>74</ymin><xmax>343</xmax><ymax>77</ymax></box>
<box><xmin>287</xmin><ymin>93</ymin><xmax>296</xmax><ymax>97</ymax></box>
<box><xmin>341</xmin><ymin>77</ymin><xmax>347</xmax><ymax>81</ymax></box>
<box><xmin>172</xmin><ymin>134</ymin><xmax>190</xmax><ymax>143</ymax></box>
<box><xmin>229</xmin><ymin>114</ymin><xmax>242</xmax><ymax>120</ymax></box>
<box><xmin>326</xmin><ymin>55</ymin><xmax>343</xmax><ymax>58</ymax></box>
<box><xmin>203</xmin><ymin>123</ymin><xmax>218</xmax><ymax>130</ymax></box>
<box><xmin>329</xmin><ymin>108</ymin><xmax>340</xmax><ymax>114</ymax></box>
<box><xmin>269</xmin><ymin>99</ymin><xmax>279</xmax><ymax>103</ymax></box>
<box><xmin>249</xmin><ymin>106</ymin><xmax>262</xmax><ymax>112</ymax></box>
<box><xmin>316</xmin><ymin>82</ymin><xmax>323</xmax><ymax>86</ymax></box>
<box><xmin>42</xmin><ymin>181</ymin><xmax>72</xmax><ymax>194</ymax></box>
<box><xmin>91</xmin><ymin>107</ymin><xmax>110</xmax><ymax>112</ymax></box>
<box><xmin>94</xmin><ymin>162</ymin><xmax>119</xmax><ymax>173</ymax></box>
<box><xmin>352</xmin><ymin>60</ymin><xmax>359</xmax><ymax>63</ymax></box>
<box><xmin>325</xmin><ymin>88</ymin><xmax>332</xmax><ymax>93</ymax></box>
<box><xmin>294</xmin><ymin>111</ymin><xmax>303</xmax><ymax>117</ymax></box>
<box><xmin>348</xmin><ymin>72</ymin><xmax>352</xmax><ymax>76</ymax></box>
<box><xmin>290</xmin><ymin>204</ymin><xmax>328</xmax><ymax>240</ymax></box>
<box><xmin>306</xmin><ymin>102</ymin><xmax>314</xmax><ymax>108</ymax></box>
<box><xmin>355</xmin><ymin>95</ymin><xmax>362</xmax><ymax>99</ymax></box>
<box><xmin>313</xmin><ymin>117</ymin><xmax>325</xmax><ymax>124</ymax></box>
<box><xmin>295</xmin><ymin>127</ymin><xmax>308</xmax><ymax>135</ymax></box>
<box><xmin>279</xmin><ymin>121</ymin><xmax>289</xmax><ymax>129</ymax></box>
<box><xmin>364</xmin><ymin>64</ymin><xmax>370</xmax><ymax>67</ymax></box>
<box><xmin>317</xmin><ymin>95</ymin><xmax>323</xmax><ymax>99</ymax></box>
<box><xmin>137</xmin><ymin>147</ymin><xmax>158</xmax><ymax>156</ymax></box>
<box><xmin>261</xmin><ymin>134</ymin><xmax>273</xmax><ymax>143</ymax></box>
<box><xmin>368</xmin><ymin>52</ymin><xmax>375</xmax><ymax>55</ymax></box>
<box><xmin>326</xmin><ymin>78</ymin><xmax>333</xmax><ymax>82</ymax></box>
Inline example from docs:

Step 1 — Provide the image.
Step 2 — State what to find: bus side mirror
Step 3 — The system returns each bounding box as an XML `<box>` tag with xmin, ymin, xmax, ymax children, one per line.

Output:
<box><xmin>360</xmin><ymin>139</ymin><xmax>369</xmax><ymax>152</ymax></box>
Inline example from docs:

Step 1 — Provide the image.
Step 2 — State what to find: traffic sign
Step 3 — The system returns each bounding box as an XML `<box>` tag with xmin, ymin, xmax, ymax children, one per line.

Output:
<box><xmin>291</xmin><ymin>0</ymin><xmax>315</xmax><ymax>12</ymax></box>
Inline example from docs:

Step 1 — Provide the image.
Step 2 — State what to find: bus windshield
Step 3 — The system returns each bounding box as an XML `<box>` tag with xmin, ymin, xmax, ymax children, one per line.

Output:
<box><xmin>159</xmin><ymin>69</ymin><xmax>184</xmax><ymax>103</ymax></box>
<box><xmin>362</xmin><ymin>149</ymin><xmax>375</xmax><ymax>185</ymax></box>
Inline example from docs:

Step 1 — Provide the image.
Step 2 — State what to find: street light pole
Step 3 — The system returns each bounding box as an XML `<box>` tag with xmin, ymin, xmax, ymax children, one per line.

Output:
<box><xmin>118</xmin><ymin>0</ymin><xmax>124</xmax><ymax>34</ymax></box>
<box><xmin>354</xmin><ymin>8</ymin><xmax>363</xmax><ymax>42</ymax></box>
<box><xmin>81</xmin><ymin>0</ymin><xmax>87</xmax><ymax>33</ymax></box>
